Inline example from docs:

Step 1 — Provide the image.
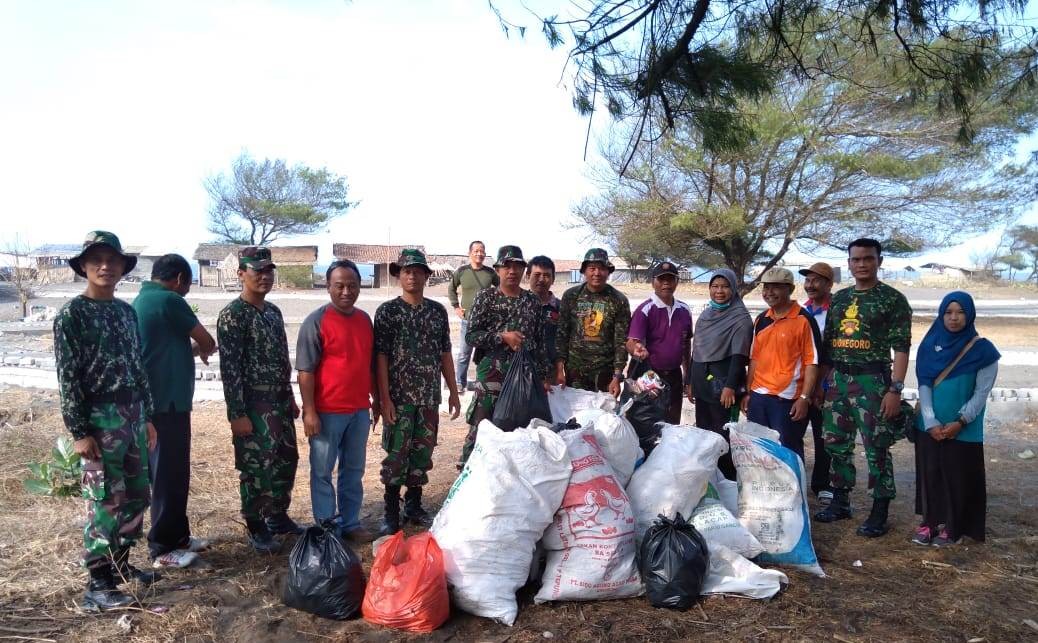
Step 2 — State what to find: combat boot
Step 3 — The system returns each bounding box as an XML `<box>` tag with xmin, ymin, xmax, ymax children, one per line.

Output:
<box><xmin>856</xmin><ymin>498</ymin><xmax>891</xmax><ymax>538</ymax></box>
<box><xmin>814</xmin><ymin>488</ymin><xmax>853</xmax><ymax>522</ymax></box>
<box><xmin>113</xmin><ymin>547</ymin><xmax>161</xmax><ymax>586</ymax></box>
<box><xmin>246</xmin><ymin>518</ymin><xmax>281</xmax><ymax>553</ymax></box>
<box><xmin>402</xmin><ymin>487</ymin><xmax>433</xmax><ymax>527</ymax></box>
<box><xmin>378</xmin><ymin>485</ymin><xmax>402</xmax><ymax>537</ymax></box>
<box><xmin>82</xmin><ymin>564</ymin><xmax>135</xmax><ymax>612</ymax></box>
<box><xmin>266</xmin><ymin>512</ymin><xmax>304</xmax><ymax>535</ymax></box>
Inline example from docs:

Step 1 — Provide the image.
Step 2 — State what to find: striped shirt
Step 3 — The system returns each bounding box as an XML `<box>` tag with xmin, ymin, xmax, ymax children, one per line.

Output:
<box><xmin>749</xmin><ymin>301</ymin><xmax>821</xmax><ymax>399</ymax></box>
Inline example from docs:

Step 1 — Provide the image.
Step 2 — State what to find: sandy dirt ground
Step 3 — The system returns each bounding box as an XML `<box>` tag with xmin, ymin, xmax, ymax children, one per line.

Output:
<box><xmin>0</xmin><ymin>386</ymin><xmax>1036</xmax><ymax>642</ymax></box>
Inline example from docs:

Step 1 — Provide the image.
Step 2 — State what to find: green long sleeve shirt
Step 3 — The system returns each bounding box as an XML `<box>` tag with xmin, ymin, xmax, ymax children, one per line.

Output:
<box><xmin>447</xmin><ymin>265</ymin><xmax>499</xmax><ymax>319</ymax></box>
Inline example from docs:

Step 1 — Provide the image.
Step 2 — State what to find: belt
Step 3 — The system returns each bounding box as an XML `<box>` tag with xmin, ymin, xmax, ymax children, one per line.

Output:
<box><xmin>834</xmin><ymin>362</ymin><xmax>889</xmax><ymax>376</ymax></box>
<box><xmin>246</xmin><ymin>386</ymin><xmax>292</xmax><ymax>403</ymax></box>
<box><xmin>88</xmin><ymin>390</ymin><xmax>142</xmax><ymax>404</ymax></box>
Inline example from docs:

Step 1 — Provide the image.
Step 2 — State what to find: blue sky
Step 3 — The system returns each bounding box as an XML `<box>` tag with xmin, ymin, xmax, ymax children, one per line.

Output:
<box><xmin>1</xmin><ymin>0</ymin><xmax>1034</xmax><ymax>268</ymax></box>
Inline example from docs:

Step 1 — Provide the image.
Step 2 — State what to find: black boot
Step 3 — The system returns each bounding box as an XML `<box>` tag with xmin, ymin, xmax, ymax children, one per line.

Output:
<box><xmin>378</xmin><ymin>485</ymin><xmax>401</xmax><ymax>537</ymax></box>
<box><xmin>856</xmin><ymin>498</ymin><xmax>891</xmax><ymax>538</ymax></box>
<box><xmin>266</xmin><ymin>512</ymin><xmax>304</xmax><ymax>535</ymax></box>
<box><xmin>402</xmin><ymin>487</ymin><xmax>433</xmax><ymax>527</ymax></box>
<box><xmin>82</xmin><ymin>564</ymin><xmax>135</xmax><ymax>612</ymax></box>
<box><xmin>814</xmin><ymin>488</ymin><xmax>853</xmax><ymax>522</ymax></box>
<box><xmin>247</xmin><ymin>518</ymin><xmax>281</xmax><ymax>553</ymax></box>
<box><xmin>113</xmin><ymin>548</ymin><xmax>161</xmax><ymax>586</ymax></box>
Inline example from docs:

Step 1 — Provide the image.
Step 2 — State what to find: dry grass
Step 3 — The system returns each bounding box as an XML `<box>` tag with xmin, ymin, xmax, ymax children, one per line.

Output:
<box><xmin>0</xmin><ymin>386</ymin><xmax>1036</xmax><ymax>641</ymax></box>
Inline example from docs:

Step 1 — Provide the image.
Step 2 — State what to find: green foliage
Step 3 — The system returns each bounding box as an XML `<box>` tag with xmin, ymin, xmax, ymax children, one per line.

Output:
<box><xmin>277</xmin><ymin>265</ymin><xmax>314</xmax><ymax>289</ymax></box>
<box><xmin>1007</xmin><ymin>224</ymin><xmax>1038</xmax><ymax>282</ymax></box>
<box><xmin>189</xmin><ymin>303</ymin><xmax>200</xmax><ymax>314</ymax></box>
<box><xmin>23</xmin><ymin>436</ymin><xmax>82</xmax><ymax>497</ymax></box>
<box><xmin>205</xmin><ymin>152</ymin><xmax>354</xmax><ymax>246</ymax></box>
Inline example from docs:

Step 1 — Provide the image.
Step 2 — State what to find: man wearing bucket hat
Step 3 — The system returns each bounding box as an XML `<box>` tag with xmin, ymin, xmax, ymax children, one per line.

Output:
<box><xmin>218</xmin><ymin>246</ymin><xmax>302</xmax><ymax>554</ymax></box>
<box><xmin>373</xmin><ymin>248</ymin><xmax>461</xmax><ymax>536</ymax></box>
<box><xmin>556</xmin><ymin>248</ymin><xmax>631</xmax><ymax>397</ymax></box>
<box><xmin>741</xmin><ymin>267</ymin><xmax>822</xmax><ymax>460</ymax></box>
<box><xmin>54</xmin><ymin>231</ymin><xmax>160</xmax><ymax>610</ymax></box>
<box><xmin>799</xmin><ymin>261</ymin><xmax>836</xmax><ymax>503</ymax></box>
<box><xmin>459</xmin><ymin>245</ymin><xmax>549</xmax><ymax>463</ymax></box>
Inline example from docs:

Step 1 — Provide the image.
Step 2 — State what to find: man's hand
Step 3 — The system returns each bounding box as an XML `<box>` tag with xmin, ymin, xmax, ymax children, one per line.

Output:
<box><xmin>290</xmin><ymin>398</ymin><xmax>301</xmax><ymax>419</ymax></box>
<box><xmin>555</xmin><ymin>363</ymin><xmax>567</xmax><ymax>387</ymax></box>
<box><xmin>74</xmin><ymin>436</ymin><xmax>101</xmax><ymax>460</ymax></box>
<box><xmin>608</xmin><ymin>377</ymin><xmax>621</xmax><ymax>398</ymax></box>
<box><xmin>501</xmin><ymin>331</ymin><xmax>524</xmax><ymax>351</ymax></box>
<box><xmin>629</xmin><ymin>340</ymin><xmax>650</xmax><ymax>361</ymax></box>
<box><xmin>880</xmin><ymin>391</ymin><xmax>902</xmax><ymax>420</ymax></box>
<box><xmin>720</xmin><ymin>387</ymin><xmax>736</xmax><ymax>409</ymax></box>
<box><xmin>448</xmin><ymin>391</ymin><xmax>461</xmax><ymax>420</ymax></box>
<box><xmin>381</xmin><ymin>398</ymin><xmax>397</xmax><ymax>426</ymax></box>
<box><xmin>230</xmin><ymin>416</ymin><xmax>254</xmax><ymax>438</ymax></box>
<box><xmin>790</xmin><ymin>397</ymin><xmax>810</xmax><ymax>422</ymax></box>
<box><xmin>146</xmin><ymin>422</ymin><xmax>158</xmax><ymax>451</ymax></box>
<box><xmin>685</xmin><ymin>384</ymin><xmax>694</xmax><ymax>403</ymax></box>
<box><xmin>454</xmin><ymin>306</ymin><xmax>465</xmax><ymax>319</ymax></box>
<box><xmin>303</xmin><ymin>409</ymin><xmax>321</xmax><ymax>438</ymax></box>
<box><xmin>740</xmin><ymin>394</ymin><xmax>750</xmax><ymax>414</ymax></box>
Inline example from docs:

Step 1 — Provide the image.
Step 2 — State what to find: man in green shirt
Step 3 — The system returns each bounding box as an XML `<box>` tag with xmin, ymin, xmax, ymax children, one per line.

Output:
<box><xmin>134</xmin><ymin>254</ymin><xmax>216</xmax><ymax>569</ymax></box>
<box><xmin>218</xmin><ymin>247</ymin><xmax>302</xmax><ymax>553</ymax></box>
<box><xmin>447</xmin><ymin>240</ymin><xmax>499</xmax><ymax>391</ymax></box>
<box><xmin>815</xmin><ymin>238</ymin><xmax>912</xmax><ymax>538</ymax></box>
<box><xmin>54</xmin><ymin>231</ymin><xmax>159</xmax><ymax>611</ymax></box>
<box><xmin>555</xmin><ymin>248</ymin><xmax>631</xmax><ymax>397</ymax></box>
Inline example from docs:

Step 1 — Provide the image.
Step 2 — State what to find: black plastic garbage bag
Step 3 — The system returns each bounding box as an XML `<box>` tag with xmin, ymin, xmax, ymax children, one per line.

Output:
<box><xmin>621</xmin><ymin>384</ymin><xmax>668</xmax><ymax>453</ymax></box>
<box><xmin>491</xmin><ymin>347</ymin><xmax>551</xmax><ymax>431</ymax></box>
<box><xmin>639</xmin><ymin>513</ymin><xmax>710</xmax><ymax>609</ymax></box>
<box><xmin>283</xmin><ymin>522</ymin><xmax>366</xmax><ymax>620</ymax></box>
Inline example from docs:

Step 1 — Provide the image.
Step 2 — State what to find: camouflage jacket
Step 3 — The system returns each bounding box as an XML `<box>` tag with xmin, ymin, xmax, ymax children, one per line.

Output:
<box><xmin>373</xmin><ymin>297</ymin><xmax>451</xmax><ymax>407</ymax></box>
<box><xmin>556</xmin><ymin>283</ymin><xmax>631</xmax><ymax>374</ymax></box>
<box><xmin>53</xmin><ymin>296</ymin><xmax>154</xmax><ymax>439</ymax></box>
<box><xmin>217</xmin><ymin>298</ymin><xmax>292</xmax><ymax>420</ymax></box>
<box><xmin>824</xmin><ymin>281</ymin><xmax>912</xmax><ymax>367</ymax></box>
<box><xmin>466</xmin><ymin>287</ymin><xmax>550</xmax><ymax>381</ymax></box>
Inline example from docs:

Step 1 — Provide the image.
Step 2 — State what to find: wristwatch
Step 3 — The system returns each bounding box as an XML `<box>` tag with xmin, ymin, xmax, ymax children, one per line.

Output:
<box><xmin>798</xmin><ymin>393</ymin><xmax>810</xmax><ymax>401</ymax></box>
<box><xmin>888</xmin><ymin>381</ymin><xmax>904</xmax><ymax>394</ymax></box>
<box><xmin>612</xmin><ymin>372</ymin><xmax>624</xmax><ymax>380</ymax></box>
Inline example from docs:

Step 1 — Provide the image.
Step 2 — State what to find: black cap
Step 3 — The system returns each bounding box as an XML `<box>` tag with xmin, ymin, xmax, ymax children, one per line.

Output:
<box><xmin>651</xmin><ymin>262</ymin><xmax>679</xmax><ymax>279</ymax></box>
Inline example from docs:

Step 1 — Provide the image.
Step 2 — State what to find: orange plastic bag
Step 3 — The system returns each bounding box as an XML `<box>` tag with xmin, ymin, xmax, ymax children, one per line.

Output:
<box><xmin>361</xmin><ymin>531</ymin><xmax>450</xmax><ymax>632</ymax></box>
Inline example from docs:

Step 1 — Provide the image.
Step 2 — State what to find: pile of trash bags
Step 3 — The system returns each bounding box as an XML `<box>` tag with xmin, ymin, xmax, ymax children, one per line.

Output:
<box><xmin>283</xmin><ymin>386</ymin><xmax>823</xmax><ymax>630</ymax></box>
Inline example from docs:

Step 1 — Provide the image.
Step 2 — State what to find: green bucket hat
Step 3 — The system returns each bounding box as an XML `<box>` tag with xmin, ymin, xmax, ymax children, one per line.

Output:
<box><xmin>238</xmin><ymin>246</ymin><xmax>276</xmax><ymax>271</ymax></box>
<box><xmin>580</xmin><ymin>248</ymin><xmax>615</xmax><ymax>274</ymax></box>
<box><xmin>493</xmin><ymin>245</ymin><xmax>526</xmax><ymax>268</ymax></box>
<box><xmin>390</xmin><ymin>248</ymin><xmax>431</xmax><ymax>277</ymax></box>
<box><xmin>68</xmin><ymin>230</ymin><xmax>137</xmax><ymax>278</ymax></box>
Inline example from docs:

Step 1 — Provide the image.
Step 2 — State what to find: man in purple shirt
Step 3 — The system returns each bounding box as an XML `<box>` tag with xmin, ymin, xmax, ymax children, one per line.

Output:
<box><xmin>626</xmin><ymin>262</ymin><xmax>693</xmax><ymax>423</ymax></box>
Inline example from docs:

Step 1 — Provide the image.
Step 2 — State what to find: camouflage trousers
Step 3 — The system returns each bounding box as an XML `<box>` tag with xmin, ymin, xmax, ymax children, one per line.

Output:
<box><xmin>823</xmin><ymin>371</ymin><xmax>897</xmax><ymax>500</ymax></box>
<box><xmin>81</xmin><ymin>401</ymin><xmax>150</xmax><ymax>570</ymax></box>
<box><xmin>380</xmin><ymin>404</ymin><xmax>439</xmax><ymax>487</ymax></box>
<box><xmin>460</xmin><ymin>352</ymin><xmax>509</xmax><ymax>465</ymax></box>
<box><xmin>232</xmin><ymin>400</ymin><xmax>299</xmax><ymax>520</ymax></box>
<box><xmin>565</xmin><ymin>363</ymin><xmax>613</xmax><ymax>393</ymax></box>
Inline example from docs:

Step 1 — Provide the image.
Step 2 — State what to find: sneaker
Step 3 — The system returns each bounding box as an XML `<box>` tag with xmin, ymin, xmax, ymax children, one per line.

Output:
<box><xmin>817</xmin><ymin>490</ymin><xmax>834</xmax><ymax>505</ymax></box>
<box><xmin>153</xmin><ymin>549</ymin><xmax>199</xmax><ymax>569</ymax></box>
<box><xmin>911</xmin><ymin>525</ymin><xmax>933</xmax><ymax>546</ymax></box>
<box><xmin>186</xmin><ymin>536</ymin><xmax>211</xmax><ymax>552</ymax></box>
<box><xmin>932</xmin><ymin>529</ymin><xmax>962</xmax><ymax>547</ymax></box>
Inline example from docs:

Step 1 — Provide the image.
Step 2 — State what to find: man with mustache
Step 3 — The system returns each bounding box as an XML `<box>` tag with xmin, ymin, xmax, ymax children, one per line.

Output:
<box><xmin>447</xmin><ymin>240</ymin><xmax>499</xmax><ymax>392</ymax></box>
<box><xmin>218</xmin><ymin>247</ymin><xmax>302</xmax><ymax>554</ymax></box>
<box><xmin>54</xmin><ymin>231</ymin><xmax>159</xmax><ymax>611</ymax></box>
<box><xmin>799</xmin><ymin>262</ymin><xmax>836</xmax><ymax>504</ymax></box>
<box><xmin>527</xmin><ymin>255</ymin><xmax>560</xmax><ymax>366</ymax></box>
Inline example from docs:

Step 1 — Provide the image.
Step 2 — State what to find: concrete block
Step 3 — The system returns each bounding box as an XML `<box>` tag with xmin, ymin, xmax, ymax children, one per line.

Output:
<box><xmin>203</xmin><ymin>371</ymin><xmax>216</xmax><ymax>381</ymax></box>
<box><xmin>3</xmin><ymin>355</ymin><xmax>21</xmax><ymax>366</ymax></box>
<box><xmin>18</xmin><ymin>357</ymin><xmax>35</xmax><ymax>367</ymax></box>
<box><xmin>37</xmin><ymin>357</ymin><xmax>55</xmax><ymax>369</ymax></box>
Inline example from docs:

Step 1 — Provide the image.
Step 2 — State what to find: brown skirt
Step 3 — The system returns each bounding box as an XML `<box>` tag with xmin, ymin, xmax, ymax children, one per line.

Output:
<box><xmin>914</xmin><ymin>430</ymin><xmax>986</xmax><ymax>541</ymax></box>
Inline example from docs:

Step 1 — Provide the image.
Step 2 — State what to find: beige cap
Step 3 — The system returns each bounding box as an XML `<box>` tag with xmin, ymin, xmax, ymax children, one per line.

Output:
<box><xmin>798</xmin><ymin>262</ymin><xmax>834</xmax><ymax>282</ymax></box>
<box><xmin>760</xmin><ymin>267</ymin><xmax>795</xmax><ymax>285</ymax></box>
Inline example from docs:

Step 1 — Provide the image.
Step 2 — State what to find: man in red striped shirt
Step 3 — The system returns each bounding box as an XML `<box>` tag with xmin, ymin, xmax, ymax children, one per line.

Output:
<box><xmin>741</xmin><ymin>267</ymin><xmax>821</xmax><ymax>460</ymax></box>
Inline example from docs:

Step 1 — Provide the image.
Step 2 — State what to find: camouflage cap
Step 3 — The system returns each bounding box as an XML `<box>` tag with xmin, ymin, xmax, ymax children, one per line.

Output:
<box><xmin>238</xmin><ymin>246</ymin><xmax>276</xmax><ymax>271</ymax></box>
<box><xmin>493</xmin><ymin>245</ymin><xmax>526</xmax><ymax>268</ymax></box>
<box><xmin>389</xmin><ymin>248</ymin><xmax>431</xmax><ymax>277</ymax></box>
<box><xmin>68</xmin><ymin>230</ymin><xmax>137</xmax><ymax>278</ymax></box>
<box><xmin>580</xmin><ymin>248</ymin><xmax>615</xmax><ymax>274</ymax></box>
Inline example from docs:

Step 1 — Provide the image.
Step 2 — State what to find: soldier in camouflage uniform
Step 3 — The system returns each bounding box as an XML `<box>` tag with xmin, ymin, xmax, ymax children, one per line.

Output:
<box><xmin>218</xmin><ymin>247</ymin><xmax>302</xmax><ymax>553</ymax></box>
<box><xmin>816</xmin><ymin>238</ymin><xmax>912</xmax><ymax>538</ymax></box>
<box><xmin>460</xmin><ymin>245</ymin><xmax>550</xmax><ymax>463</ymax></box>
<box><xmin>54</xmin><ymin>231</ymin><xmax>160</xmax><ymax>611</ymax></box>
<box><xmin>373</xmin><ymin>249</ymin><xmax>461</xmax><ymax>536</ymax></box>
<box><xmin>555</xmin><ymin>248</ymin><xmax>631</xmax><ymax>398</ymax></box>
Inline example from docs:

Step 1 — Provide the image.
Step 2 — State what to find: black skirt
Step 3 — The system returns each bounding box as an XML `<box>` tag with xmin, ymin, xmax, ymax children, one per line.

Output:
<box><xmin>914</xmin><ymin>430</ymin><xmax>986</xmax><ymax>541</ymax></box>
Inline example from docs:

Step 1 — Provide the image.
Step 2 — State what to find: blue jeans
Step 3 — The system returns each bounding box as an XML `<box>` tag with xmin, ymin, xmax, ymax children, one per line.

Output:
<box><xmin>455</xmin><ymin>318</ymin><xmax>473</xmax><ymax>388</ymax></box>
<box><xmin>747</xmin><ymin>391</ymin><xmax>808</xmax><ymax>461</ymax></box>
<box><xmin>309</xmin><ymin>410</ymin><xmax>369</xmax><ymax>531</ymax></box>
